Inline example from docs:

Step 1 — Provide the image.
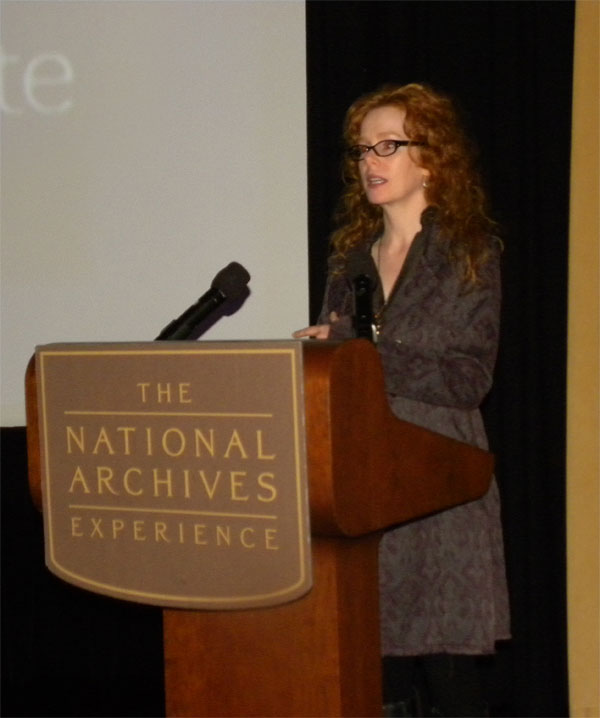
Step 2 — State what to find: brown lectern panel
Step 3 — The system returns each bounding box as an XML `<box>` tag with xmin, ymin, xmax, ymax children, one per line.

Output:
<box><xmin>164</xmin><ymin>535</ymin><xmax>382</xmax><ymax>717</ymax></box>
<box><xmin>302</xmin><ymin>339</ymin><xmax>493</xmax><ymax>535</ymax></box>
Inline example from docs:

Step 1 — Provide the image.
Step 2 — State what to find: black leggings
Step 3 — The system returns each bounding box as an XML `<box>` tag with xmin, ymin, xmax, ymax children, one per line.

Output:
<box><xmin>382</xmin><ymin>654</ymin><xmax>487</xmax><ymax>717</ymax></box>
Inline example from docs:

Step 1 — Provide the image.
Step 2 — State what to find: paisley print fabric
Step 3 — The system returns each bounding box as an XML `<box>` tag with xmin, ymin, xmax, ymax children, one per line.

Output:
<box><xmin>318</xmin><ymin>210</ymin><xmax>511</xmax><ymax>655</ymax></box>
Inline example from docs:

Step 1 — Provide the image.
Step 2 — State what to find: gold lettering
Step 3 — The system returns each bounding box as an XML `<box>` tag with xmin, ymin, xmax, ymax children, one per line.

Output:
<box><xmin>157</xmin><ymin>383</ymin><xmax>172</xmax><ymax>403</ymax></box>
<box><xmin>224</xmin><ymin>429</ymin><xmax>248</xmax><ymax>459</ymax></box>
<box><xmin>69</xmin><ymin>518</ymin><xmax>284</xmax><ymax>551</ymax></box>
<box><xmin>198</xmin><ymin>470</ymin><xmax>221</xmax><ymax>499</ymax></box>
<box><xmin>256</xmin><ymin>430</ymin><xmax>276</xmax><ymax>460</ymax></box>
<box><xmin>92</xmin><ymin>427</ymin><xmax>115</xmax><ymax>455</ymax></box>
<box><xmin>182</xmin><ymin>469</ymin><xmax>191</xmax><ymax>498</ymax></box>
<box><xmin>68</xmin><ymin>466</ymin><xmax>91</xmax><ymax>494</ymax></box>
<box><xmin>133</xmin><ymin>520</ymin><xmax>146</xmax><ymax>541</ymax></box>
<box><xmin>145</xmin><ymin>427</ymin><xmax>153</xmax><ymax>456</ymax></box>
<box><xmin>194</xmin><ymin>524</ymin><xmax>208</xmax><ymax>545</ymax></box>
<box><xmin>116</xmin><ymin>426</ymin><xmax>136</xmax><ymax>455</ymax></box>
<box><xmin>216</xmin><ymin>525</ymin><xmax>231</xmax><ymax>546</ymax></box>
<box><xmin>137</xmin><ymin>382</ymin><xmax>150</xmax><ymax>402</ymax></box>
<box><xmin>123</xmin><ymin>467</ymin><xmax>143</xmax><ymax>496</ymax></box>
<box><xmin>230</xmin><ymin>471</ymin><xmax>249</xmax><ymax>501</ymax></box>
<box><xmin>152</xmin><ymin>468</ymin><xmax>173</xmax><ymax>498</ymax></box>
<box><xmin>178</xmin><ymin>383</ymin><xmax>192</xmax><ymax>403</ymax></box>
<box><xmin>155</xmin><ymin>522</ymin><xmax>170</xmax><ymax>542</ymax></box>
<box><xmin>240</xmin><ymin>527</ymin><xmax>255</xmax><ymax>548</ymax></box>
<box><xmin>66</xmin><ymin>426</ymin><xmax>85</xmax><ymax>453</ymax></box>
<box><xmin>257</xmin><ymin>472</ymin><xmax>277</xmax><ymax>502</ymax></box>
<box><xmin>97</xmin><ymin>466</ymin><xmax>119</xmax><ymax>495</ymax></box>
<box><xmin>137</xmin><ymin>382</ymin><xmax>192</xmax><ymax>404</ymax></box>
<box><xmin>161</xmin><ymin>427</ymin><xmax>186</xmax><ymax>457</ymax></box>
<box><xmin>194</xmin><ymin>428</ymin><xmax>215</xmax><ymax>457</ymax></box>
<box><xmin>265</xmin><ymin>528</ymin><xmax>279</xmax><ymax>550</ymax></box>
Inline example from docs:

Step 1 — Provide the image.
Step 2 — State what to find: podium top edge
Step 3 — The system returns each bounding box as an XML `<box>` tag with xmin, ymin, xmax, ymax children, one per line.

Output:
<box><xmin>34</xmin><ymin>339</ymin><xmax>306</xmax><ymax>353</ymax></box>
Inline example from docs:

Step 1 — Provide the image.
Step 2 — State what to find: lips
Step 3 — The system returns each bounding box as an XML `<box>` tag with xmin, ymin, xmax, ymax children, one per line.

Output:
<box><xmin>366</xmin><ymin>175</ymin><xmax>386</xmax><ymax>186</ymax></box>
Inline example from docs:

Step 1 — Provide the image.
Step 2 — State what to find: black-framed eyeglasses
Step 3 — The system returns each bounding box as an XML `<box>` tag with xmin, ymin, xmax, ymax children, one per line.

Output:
<box><xmin>346</xmin><ymin>139</ymin><xmax>426</xmax><ymax>161</ymax></box>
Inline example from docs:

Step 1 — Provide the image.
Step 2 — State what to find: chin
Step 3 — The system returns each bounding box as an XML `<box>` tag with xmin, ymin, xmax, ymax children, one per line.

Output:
<box><xmin>365</xmin><ymin>191</ymin><xmax>387</xmax><ymax>206</ymax></box>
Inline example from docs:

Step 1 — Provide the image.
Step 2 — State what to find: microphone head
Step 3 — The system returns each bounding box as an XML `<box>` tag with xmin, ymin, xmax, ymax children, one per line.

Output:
<box><xmin>211</xmin><ymin>262</ymin><xmax>251</xmax><ymax>300</ymax></box>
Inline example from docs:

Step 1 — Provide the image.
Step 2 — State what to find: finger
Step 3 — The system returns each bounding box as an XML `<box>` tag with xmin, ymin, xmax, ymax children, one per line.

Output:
<box><xmin>292</xmin><ymin>325</ymin><xmax>329</xmax><ymax>339</ymax></box>
<box><xmin>292</xmin><ymin>327</ymin><xmax>315</xmax><ymax>338</ymax></box>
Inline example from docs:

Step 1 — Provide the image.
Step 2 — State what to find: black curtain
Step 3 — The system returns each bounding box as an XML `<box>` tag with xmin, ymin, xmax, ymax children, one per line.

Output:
<box><xmin>306</xmin><ymin>2</ymin><xmax>573</xmax><ymax>717</ymax></box>
<box><xmin>1</xmin><ymin>427</ymin><xmax>165</xmax><ymax>718</ymax></box>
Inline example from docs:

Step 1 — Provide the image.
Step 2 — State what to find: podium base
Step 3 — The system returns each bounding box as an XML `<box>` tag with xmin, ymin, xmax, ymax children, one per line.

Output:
<box><xmin>163</xmin><ymin>534</ymin><xmax>383</xmax><ymax>717</ymax></box>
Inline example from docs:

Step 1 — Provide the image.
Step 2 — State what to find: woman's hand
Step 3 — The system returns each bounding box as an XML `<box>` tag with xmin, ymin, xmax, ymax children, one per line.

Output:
<box><xmin>293</xmin><ymin>312</ymin><xmax>339</xmax><ymax>340</ymax></box>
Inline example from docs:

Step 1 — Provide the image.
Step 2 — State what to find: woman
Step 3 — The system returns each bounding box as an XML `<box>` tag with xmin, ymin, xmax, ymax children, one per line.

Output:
<box><xmin>294</xmin><ymin>84</ymin><xmax>510</xmax><ymax>716</ymax></box>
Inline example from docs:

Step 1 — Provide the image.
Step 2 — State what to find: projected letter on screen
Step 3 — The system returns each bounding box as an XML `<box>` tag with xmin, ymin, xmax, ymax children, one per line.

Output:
<box><xmin>0</xmin><ymin>46</ymin><xmax>74</xmax><ymax>115</ymax></box>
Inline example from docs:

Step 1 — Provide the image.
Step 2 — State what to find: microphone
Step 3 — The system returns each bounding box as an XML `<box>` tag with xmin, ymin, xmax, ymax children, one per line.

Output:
<box><xmin>346</xmin><ymin>252</ymin><xmax>377</xmax><ymax>343</ymax></box>
<box><xmin>156</xmin><ymin>261</ymin><xmax>251</xmax><ymax>341</ymax></box>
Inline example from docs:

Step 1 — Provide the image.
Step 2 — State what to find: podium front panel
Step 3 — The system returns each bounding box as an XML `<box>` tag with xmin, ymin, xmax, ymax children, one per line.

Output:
<box><xmin>33</xmin><ymin>341</ymin><xmax>312</xmax><ymax>609</ymax></box>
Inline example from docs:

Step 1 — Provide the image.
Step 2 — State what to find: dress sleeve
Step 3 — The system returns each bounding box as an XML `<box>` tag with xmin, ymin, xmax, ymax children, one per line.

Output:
<box><xmin>317</xmin><ymin>271</ymin><xmax>355</xmax><ymax>340</ymax></box>
<box><xmin>376</xmin><ymin>248</ymin><xmax>501</xmax><ymax>410</ymax></box>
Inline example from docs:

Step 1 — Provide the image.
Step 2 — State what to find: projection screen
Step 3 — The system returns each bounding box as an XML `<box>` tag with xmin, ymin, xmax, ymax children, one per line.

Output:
<box><xmin>1</xmin><ymin>0</ymin><xmax>308</xmax><ymax>426</ymax></box>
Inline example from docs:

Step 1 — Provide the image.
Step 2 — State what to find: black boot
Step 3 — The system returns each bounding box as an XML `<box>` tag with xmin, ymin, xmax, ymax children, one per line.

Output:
<box><xmin>383</xmin><ymin>690</ymin><xmax>422</xmax><ymax>717</ymax></box>
<box><xmin>422</xmin><ymin>654</ymin><xmax>488</xmax><ymax>717</ymax></box>
<box><xmin>383</xmin><ymin>699</ymin><xmax>412</xmax><ymax>717</ymax></box>
<box><xmin>382</xmin><ymin>656</ymin><xmax>424</xmax><ymax>717</ymax></box>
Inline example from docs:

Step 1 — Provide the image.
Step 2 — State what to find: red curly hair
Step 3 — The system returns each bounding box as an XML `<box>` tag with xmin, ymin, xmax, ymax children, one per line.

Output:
<box><xmin>331</xmin><ymin>83</ymin><xmax>497</xmax><ymax>283</ymax></box>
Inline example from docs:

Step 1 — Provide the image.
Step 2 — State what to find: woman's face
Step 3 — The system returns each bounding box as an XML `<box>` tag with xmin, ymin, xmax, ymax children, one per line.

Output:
<box><xmin>357</xmin><ymin>105</ymin><xmax>428</xmax><ymax>211</ymax></box>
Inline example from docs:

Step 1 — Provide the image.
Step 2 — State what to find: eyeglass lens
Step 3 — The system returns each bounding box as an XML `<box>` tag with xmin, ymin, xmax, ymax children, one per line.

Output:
<box><xmin>348</xmin><ymin>139</ymin><xmax>422</xmax><ymax>161</ymax></box>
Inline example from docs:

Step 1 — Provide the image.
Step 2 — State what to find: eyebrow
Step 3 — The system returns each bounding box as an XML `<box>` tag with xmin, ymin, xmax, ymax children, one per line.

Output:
<box><xmin>356</xmin><ymin>132</ymin><xmax>408</xmax><ymax>144</ymax></box>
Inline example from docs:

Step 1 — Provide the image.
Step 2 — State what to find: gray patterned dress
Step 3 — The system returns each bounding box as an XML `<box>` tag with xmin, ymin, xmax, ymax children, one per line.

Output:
<box><xmin>318</xmin><ymin>209</ymin><xmax>511</xmax><ymax>656</ymax></box>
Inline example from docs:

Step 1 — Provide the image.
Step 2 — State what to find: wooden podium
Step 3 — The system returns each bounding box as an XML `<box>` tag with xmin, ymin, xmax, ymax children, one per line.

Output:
<box><xmin>26</xmin><ymin>339</ymin><xmax>493</xmax><ymax>717</ymax></box>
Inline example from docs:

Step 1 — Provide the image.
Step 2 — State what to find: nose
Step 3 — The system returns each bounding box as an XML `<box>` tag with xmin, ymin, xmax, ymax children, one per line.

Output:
<box><xmin>363</xmin><ymin>148</ymin><xmax>379</xmax><ymax>165</ymax></box>
<box><xmin>360</xmin><ymin>152</ymin><xmax>378</xmax><ymax>183</ymax></box>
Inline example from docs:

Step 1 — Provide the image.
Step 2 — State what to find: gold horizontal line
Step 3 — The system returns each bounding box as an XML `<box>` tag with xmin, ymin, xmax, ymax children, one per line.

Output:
<box><xmin>63</xmin><ymin>411</ymin><xmax>273</xmax><ymax>418</ymax></box>
<box><xmin>68</xmin><ymin>504</ymin><xmax>278</xmax><ymax>521</ymax></box>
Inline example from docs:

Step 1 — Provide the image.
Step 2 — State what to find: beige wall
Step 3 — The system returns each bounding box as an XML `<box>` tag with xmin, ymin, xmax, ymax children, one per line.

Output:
<box><xmin>567</xmin><ymin>2</ymin><xmax>600</xmax><ymax>716</ymax></box>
